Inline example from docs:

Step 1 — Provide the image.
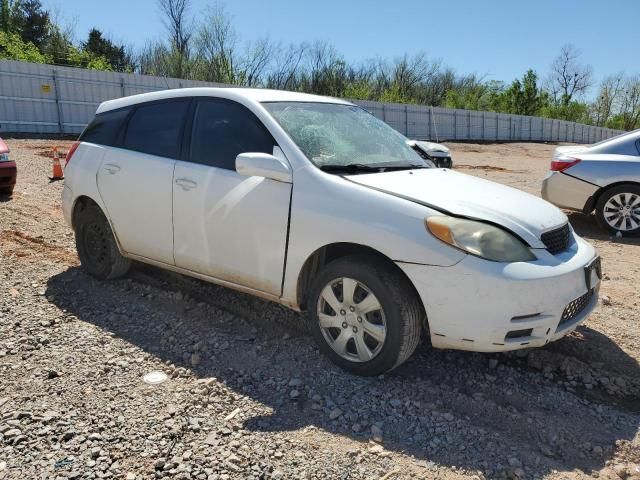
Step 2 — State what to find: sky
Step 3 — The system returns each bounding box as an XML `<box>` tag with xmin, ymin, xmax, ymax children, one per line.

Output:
<box><xmin>42</xmin><ymin>0</ymin><xmax>639</xmax><ymax>89</ymax></box>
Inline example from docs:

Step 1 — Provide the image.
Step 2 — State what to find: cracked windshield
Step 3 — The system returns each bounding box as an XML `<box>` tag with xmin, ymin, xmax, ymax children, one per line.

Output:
<box><xmin>263</xmin><ymin>102</ymin><xmax>428</xmax><ymax>171</ymax></box>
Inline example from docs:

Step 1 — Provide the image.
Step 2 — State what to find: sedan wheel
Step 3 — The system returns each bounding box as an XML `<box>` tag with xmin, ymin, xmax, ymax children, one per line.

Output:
<box><xmin>596</xmin><ymin>184</ymin><xmax>640</xmax><ymax>236</ymax></box>
<box><xmin>602</xmin><ymin>193</ymin><xmax>640</xmax><ymax>232</ymax></box>
<box><xmin>317</xmin><ymin>277</ymin><xmax>387</xmax><ymax>363</ymax></box>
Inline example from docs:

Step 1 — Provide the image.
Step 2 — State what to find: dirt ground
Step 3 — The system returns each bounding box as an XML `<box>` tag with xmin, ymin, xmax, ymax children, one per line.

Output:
<box><xmin>0</xmin><ymin>139</ymin><xmax>638</xmax><ymax>480</ymax></box>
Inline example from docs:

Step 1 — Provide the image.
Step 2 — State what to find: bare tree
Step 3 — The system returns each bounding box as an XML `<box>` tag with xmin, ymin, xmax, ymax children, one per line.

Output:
<box><xmin>194</xmin><ymin>3</ymin><xmax>238</xmax><ymax>83</ymax></box>
<box><xmin>266</xmin><ymin>43</ymin><xmax>307</xmax><ymax>90</ymax></box>
<box><xmin>371</xmin><ymin>53</ymin><xmax>444</xmax><ymax>104</ymax></box>
<box><xmin>138</xmin><ymin>40</ymin><xmax>171</xmax><ymax>77</ymax></box>
<box><xmin>423</xmin><ymin>67</ymin><xmax>456</xmax><ymax>106</ymax></box>
<box><xmin>157</xmin><ymin>0</ymin><xmax>192</xmax><ymax>77</ymax></box>
<box><xmin>618</xmin><ymin>76</ymin><xmax>640</xmax><ymax>130</ymax></box>
<box><xmin>302</xmin><ymin>41</ymin><xmax>347</xmax><ymax>96</ymax></box>
<box><xmin>591</xmin><ymin>74</ymin><xmax>624</xmax><ymax>126</ymax></box>
<box><xmin>392</xmin><ymin>53</ymin><xmax>439</xmax><ymax>98</ymax></box>
<box><xmin>239</xmin><ymin>37</ymin><xmax>274</xmax><ymax>87</ymax></box>
<box><xmin>547</xmin><ymin>44</ymin><xmax>593</xmax><ymax>105</ymax></box>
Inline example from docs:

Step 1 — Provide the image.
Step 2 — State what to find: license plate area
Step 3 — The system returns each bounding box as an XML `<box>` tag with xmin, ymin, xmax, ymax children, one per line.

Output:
<box><xmin>584</xmin><ymin>256</ymin><xmax>602</xmax><ymax>290</ymax></box>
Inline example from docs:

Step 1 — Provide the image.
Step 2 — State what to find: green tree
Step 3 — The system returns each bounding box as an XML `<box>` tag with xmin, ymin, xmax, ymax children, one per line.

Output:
<box><xmin>83</xmin><ymin>28</ymin><xmax>133</xmax><ymax>71</ymax></box>
<box><xmin>12</xmin><ymin>0</ymin><xmax>49</xmax><ymax>49</ymax></box>
<box><xmin>519</xmin><ymin>70</ymin><xmax>543</xmax><ymax>115</ymax></box>
<box><xmin>540</xmin><ymin>101</ymin><xmax>590</xmax><ymax>123</ymax></box>
<box><xmin>0</xmin><ymin>0</ymin><xmax>8</xmax><ymax>32</ymax></box>
<box><xmin>0</xmin><ymin>0</ymin><xmax>19</xmax><ymax>33</ymax></box>
<box><xmin>380</xmin><ymin>84</ymin><xmax>413</xmax><ymax>104</ymax></box>
<box><xmin>343</xmin><ymin>80</ymin><xmax>374</xmax><ymax>100</ymax></box>
<box><xmin>443</xmin><ymin>77</ymin><xmax>491</xmax><ymax>111</ymax></box>
<box><xmin>41</xmin><ymin>23</ymin><xmax>74</xmax><ymax>65</ymax></box>
<box><xmin>0</xmin><ymin>29</ymin><xmax>49</xmax><ymax>62</ymax></box>
<box><xmin>497</xmin><ymin>70</ymin><xmax>546</xmax><ymax>115</ymax></box>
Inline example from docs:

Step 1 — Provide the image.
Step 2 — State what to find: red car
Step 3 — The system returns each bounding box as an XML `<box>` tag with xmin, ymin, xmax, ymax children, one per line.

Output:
<box><xmin>0</xmin><ymin>137</ymin><xmax>16</xmax><ymax>195</ymax></box>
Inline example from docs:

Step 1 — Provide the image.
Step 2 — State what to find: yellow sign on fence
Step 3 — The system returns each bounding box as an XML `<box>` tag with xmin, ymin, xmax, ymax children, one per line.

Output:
<box><xmin>41</xmin><ymin>84</ymin><xmax>51</xmax><ymax>93</ymax></box>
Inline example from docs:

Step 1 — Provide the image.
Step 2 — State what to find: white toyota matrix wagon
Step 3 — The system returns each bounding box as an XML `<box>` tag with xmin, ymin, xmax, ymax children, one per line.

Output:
<box><xmin>62</xmin><ymin>88</ymin><xmax>601</xmax><ymax>376</ymax></box>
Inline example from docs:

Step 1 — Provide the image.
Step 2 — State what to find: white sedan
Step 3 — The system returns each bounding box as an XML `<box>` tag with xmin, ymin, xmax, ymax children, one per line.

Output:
<box><xmin>542</xmin><ymin>129</ymin><xmax>640</xmax><ymax>235</ymax></box>
<box><xmin>408</xmin><ymin>140</ymin><xmax>453</xmax><ymax>168</ymax></box>
<box><xmin>62</xmin><ymin>88</ymin><xmax>600</xmax><ymax>376</ymax></box>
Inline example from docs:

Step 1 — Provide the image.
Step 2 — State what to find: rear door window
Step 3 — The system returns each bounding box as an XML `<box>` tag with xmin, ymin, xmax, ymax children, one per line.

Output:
<box><xmin>123</xmin><ymin>99</ymin><xmax>190</xmax><ymax>159</ymax></box>
<box><xmin>189</xmin><ymin>100</ymin><xmax>275</xmax><ymax>170</ymax></box>
<box><xmin>81</xmin><ymin>107</ymin><xmax>131</xmax><ymax>146</ymax></box>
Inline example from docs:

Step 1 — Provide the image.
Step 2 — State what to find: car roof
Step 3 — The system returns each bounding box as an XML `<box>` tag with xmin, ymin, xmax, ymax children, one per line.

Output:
<box><xmin>96</xmin><ymin>87</ymin><xmax>353</xmax><ymax>114</ymax></box>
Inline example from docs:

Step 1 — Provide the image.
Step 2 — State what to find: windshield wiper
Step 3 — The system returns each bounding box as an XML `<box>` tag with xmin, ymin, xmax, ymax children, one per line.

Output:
<box><xmin>318</xmin><ymin>163</ymin><xmax>385</xmax><ymax>173</ymax></box>
<box><xmin>319</xmin><ymin>163</ymin><xmax>428</xmax><ymax>174</ymax></box>
<box><xmin>382</xmin><ymin>164</ymin><xmax>429</xmax><ymax>171</ymax></box>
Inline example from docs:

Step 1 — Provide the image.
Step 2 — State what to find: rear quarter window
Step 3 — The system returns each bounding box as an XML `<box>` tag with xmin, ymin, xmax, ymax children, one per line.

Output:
<box><xmin>80</xmin><ymin>107</ymin><xmax>131</xmax><ymax>146</ymax></box>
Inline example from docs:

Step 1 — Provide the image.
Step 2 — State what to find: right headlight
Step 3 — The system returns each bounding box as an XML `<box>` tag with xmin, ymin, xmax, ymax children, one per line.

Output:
<box><xmin>426</xmin><ymin>215</ymin><xmax>536</xmax><ymax>262</ymax></box>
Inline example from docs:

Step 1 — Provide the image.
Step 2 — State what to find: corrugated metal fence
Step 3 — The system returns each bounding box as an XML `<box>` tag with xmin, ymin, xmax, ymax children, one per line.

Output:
<box><xmin>0</xmin><ymin>59</ymin><xmax>624</xmax><ymax>142</ymax></box>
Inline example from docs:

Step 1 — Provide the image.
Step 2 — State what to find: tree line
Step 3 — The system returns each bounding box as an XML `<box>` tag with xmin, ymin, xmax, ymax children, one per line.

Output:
<box><xmin>1</xmin><ymin>0</ymin><xmax>638</xmax><ymax>130</ymax></box>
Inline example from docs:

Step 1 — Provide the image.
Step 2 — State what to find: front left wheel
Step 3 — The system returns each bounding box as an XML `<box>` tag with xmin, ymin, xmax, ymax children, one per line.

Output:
<box><xmin>75</xmin><ymin>203</ymin><xmax>131</xmax><ymax>280</ymax></box>
<box><xmin>307</xmin><ymin>255</ymin><xmax>423</xmax><ymax>376</ymax></box>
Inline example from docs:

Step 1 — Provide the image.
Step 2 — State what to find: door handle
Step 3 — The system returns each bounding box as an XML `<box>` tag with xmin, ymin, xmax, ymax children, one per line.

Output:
<box><xmin>103</xmin><ymin>163</ymin><xmax>121</xmax><ymax>174</ymax></box>
<box><xmin>175</xmin><ymin>178</ymin><xmax>197</xmax><ymax>190</ymax></box>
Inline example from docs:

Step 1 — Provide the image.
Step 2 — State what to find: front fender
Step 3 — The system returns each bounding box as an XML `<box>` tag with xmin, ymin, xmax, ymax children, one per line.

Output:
<box><xmin>280</xmin><ymin>166</ymin><xmax>467</xmax><ymax>307</ymax></box>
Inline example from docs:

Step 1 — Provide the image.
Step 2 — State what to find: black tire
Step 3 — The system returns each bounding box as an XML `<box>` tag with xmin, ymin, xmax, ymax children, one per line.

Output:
<box><xmin>0</xmin><ymin>187</ymin><xmax>13</xmax><ymax>195</ymax></box>
<box><xmin>75</xmin><ymin>203</ymin><xmax>131</xmax><ymax>279</ymax></box>
<box><xmin>307</xmin><ymin>254</ymin><xmax>423</xmax><ymax>376</ymax></box>
<box><xmin>595</xmin><ymin>184</ymin><xmax>640</xmax><ymax>236</ymax></box>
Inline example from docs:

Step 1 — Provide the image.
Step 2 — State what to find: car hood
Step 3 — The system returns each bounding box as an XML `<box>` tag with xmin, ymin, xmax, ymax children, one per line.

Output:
<box><xmin>346</xmin><ymin>168</ymin><xmax>567</xmax><ymax>248</ymax></box>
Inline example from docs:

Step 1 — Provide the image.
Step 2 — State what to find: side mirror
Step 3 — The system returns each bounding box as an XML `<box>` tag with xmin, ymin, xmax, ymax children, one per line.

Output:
<box><xmin>236</xmin><ymin>152</ymin><xmax>292</xmax><ymax>183</ymax></box>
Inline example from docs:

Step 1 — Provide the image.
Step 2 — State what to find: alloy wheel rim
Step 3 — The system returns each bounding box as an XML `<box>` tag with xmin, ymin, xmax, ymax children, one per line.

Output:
<box><xmin>603</xmin><ymin>193</ymin><xmax>640</xmax><ymax>231</ymax></box>
<box><xmin>317</xmin><ymin>277</ymin><xmax>387</xmax><ymax>363</ymax></box>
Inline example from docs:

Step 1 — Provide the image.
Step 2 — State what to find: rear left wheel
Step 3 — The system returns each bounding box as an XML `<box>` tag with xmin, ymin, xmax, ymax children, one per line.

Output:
<box><xmin>75</xmin><ymin>203</ymin><xmax>131</xmax><ymax>279</ymax></box>
<box><xmin>595</xmin><ymin>184</ymin><xmax>640</xmax><ymax>236</ymax></box>
<box><xmin>307</xmin><ymin>255</ymin><xmax>423</xmax><ymax>376</ymax></box>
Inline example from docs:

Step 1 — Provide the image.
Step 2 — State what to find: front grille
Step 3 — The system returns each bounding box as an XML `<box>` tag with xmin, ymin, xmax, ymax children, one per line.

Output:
<box><xmin>541</xmin><ymin>224</ymin><xmax>570</xmax><ymax>254</ymax></box>
<box><xmin>558</xmin><ymin>289</ymin><xmax>595</xmax><ymax>328</ymax></box>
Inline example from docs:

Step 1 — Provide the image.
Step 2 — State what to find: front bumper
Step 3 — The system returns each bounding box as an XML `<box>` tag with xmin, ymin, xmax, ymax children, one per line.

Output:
<box><xmin>0</xmin><ymin>162</ymin><xmax>17</xmax><ymax>189</ymax></box>
<box><xmin>398</xmin><ymin>235</ymin><xmax>599</xmax><ymax>352</ymax></box>
<box><xmin>541</xmin><ymin>171</ymin><xmax>598</xmax><ymax>212</ymax></box>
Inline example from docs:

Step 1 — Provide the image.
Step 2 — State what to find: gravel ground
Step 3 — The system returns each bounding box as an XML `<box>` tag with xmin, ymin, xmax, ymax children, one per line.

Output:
<box><xmin>0</xmin><ymin>139</ymin><xmax>638</xmax><ymax>480</ymax></box>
